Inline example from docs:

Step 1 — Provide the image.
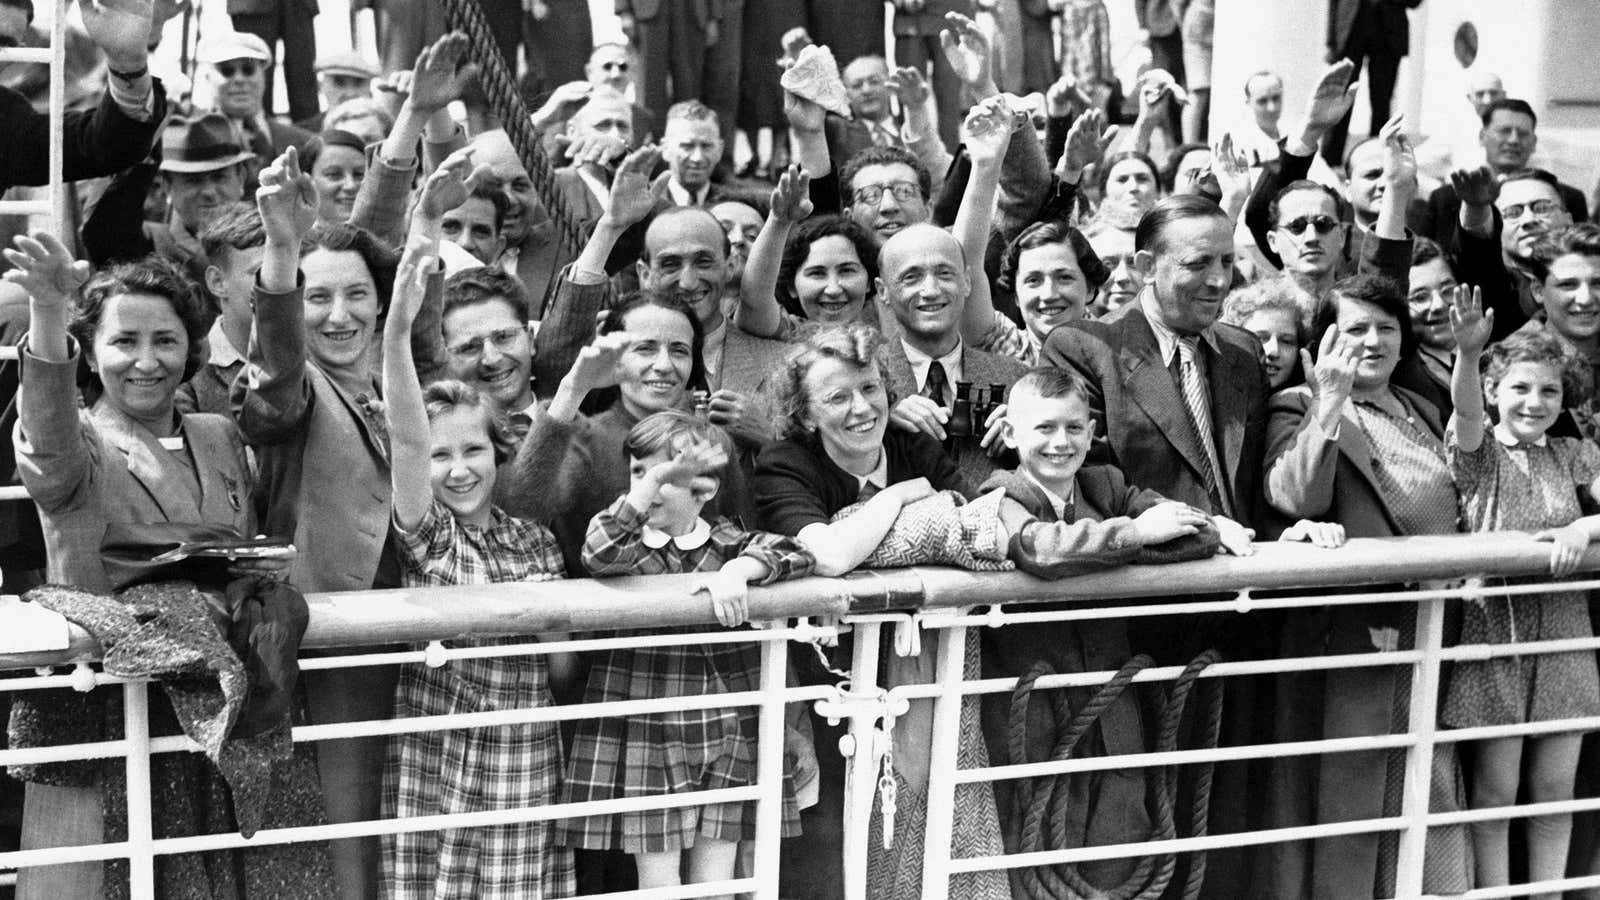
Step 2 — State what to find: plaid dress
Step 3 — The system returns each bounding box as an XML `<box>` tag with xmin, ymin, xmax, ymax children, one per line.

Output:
<box><xmin>560</xmin><ymin>496</ymin><xmax>815</xmax><ymax>853</ymax></box>
<box><xmin>381</xmin><ymin>500</ymin><xmax>575</xmax><ymax>899</ymax></box>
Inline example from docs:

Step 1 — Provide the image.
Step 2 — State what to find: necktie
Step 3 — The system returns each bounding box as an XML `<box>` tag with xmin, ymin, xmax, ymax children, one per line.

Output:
<box><xmin>1177</xmin><ymin>337</ymin><xmax>1228</xmax><ymax>513</ymax></box>
<box><xmin>923</xmin><ymin>360</ymin><xmax>950</xmax><ymax>407</ymax></box>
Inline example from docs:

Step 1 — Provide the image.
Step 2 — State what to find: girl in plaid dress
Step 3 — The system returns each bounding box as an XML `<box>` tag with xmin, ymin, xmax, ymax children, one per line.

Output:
<box><xmin>561</xmin><ymin>411</ymin><xmax>817</xmax><ymax>892</ymax></box>
<box><xmin>378</xmin><ymin>244</ymin><xmax>576</xmax><ymax>898</ymax></box>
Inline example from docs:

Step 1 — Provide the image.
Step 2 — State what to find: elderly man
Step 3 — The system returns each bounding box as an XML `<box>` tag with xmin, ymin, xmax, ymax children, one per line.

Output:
<box><xmin>551</xmin><ymin>94</ymin><xmax>635</xmax><ymax>228</ymax></box>
<box><xmin>654</xmin><ymin>100</ymin><xmax>726</xmax><ymax>209</ymax></box>
<box><xmin>618</xmin><ymin>0</ymin><xmax>734</xmax><ymax>149</ymax></box>
<box><xmin>1466</xmin><ymin>69</ymin><xmax>1506</xmax><ymax>119</ymax></box>
<box><xmin>228</xmin><ymin>0</ymin><xmax>318</xmax><ymax>121</ymax></box>
<box><xmin>1419</xmin><ymin>98</ymin><xmax>1588</xmax><ymax>247</ymax></box>
<box><xmin>200</xmin><ymin>30</ymin><xmax>312</xmax><ymax>175</ymax></box>
<box><xmin>0</xmin><ymin>0</ymin><xmax>167</xmax><ymax>195</ymax></box>
<box><xmin>877</xmin><ymin>222</ymin><xmax>1025</xmax><ymax>484</ymax></box>
<box><xmin>295</xmin><ymin>49</ymin><xmax>378</xmax><ymax>132</ymax></box>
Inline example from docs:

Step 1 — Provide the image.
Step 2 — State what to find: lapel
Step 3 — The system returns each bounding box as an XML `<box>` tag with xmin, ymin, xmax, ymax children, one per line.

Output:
<box><xmin>312</xmin><ymin>364</ymin><xmax>390</xmax><ymax>463</ymax></box>
<box><xmin>1115</xmin><ymin>310</ymin><xmax>1211</xmax><ymax>482</ymax></box>
<box><xmin>1207</xmin><ymin>337</ymin><xmax>1250</xmax><ymax>481</ymax></box>
<box><xmin>89</xmin><ymin>402</ymin><xmax>202</xmax><ymax>523</ymax></box>
<box><xmin>884</xmin><ymin>339</ymin><xmax>917</xmax><ymax>398</ymax></box>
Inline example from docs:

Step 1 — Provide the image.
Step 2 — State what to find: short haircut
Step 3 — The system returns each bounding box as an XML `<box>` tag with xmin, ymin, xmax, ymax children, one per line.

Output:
<box><xmin>769</xmin><ymin>323</ymin><xmax>897</xmax><ymax>441</ymax></box>
<box><xmin>1482</xmin><ymin>327</ymin><xmax>1591</xmax><ymax>410</ymax></box>
<box><xmin>1526</xmin><ymin>222</ymin><xmax>1600</xmax><ymax>283</ymax></box>
<box><xmin>303</xmin><ymin>222</ymin><xmax>399</xmax><ymax>316</ymax></box>
<box><xmin>422</xmin><ymin>379</ymin><xmax>516</xmax><ymax>464</ymax></box>
<box><xmin>1009</xmin><ymin>366</ymin><xmax>1093</xmax><ymax>409</ymax></box>
<box><xmin>1267</xmin><ymin>179</ymin><xmax>1348</xmax><ymax>228</ymax></box>
<box><xmin>1133</xmin><ymin>193</ymin><xmax>1231</xmax><ymax>254</ymax></box>
<box><xmin>72</xmin><ymin>254</ymin><xmax>212</xmax><ymax>387</ymax></box>
<box><xmin>300</xmin><ymin>128</ymin><xmax>367</xmax><ymax>169</ymax></box>
<box><xmin>1221</xmin><ymin>278</ymin><xmax>1309</xmax><ymax>343</ymax></box>
<box><xmin>665</xmin><ymin>99</ymin><xmax>720</xmax><ymax>131</ymax></box>
<box><xmin>777</xmin><ymin>215</ymin><xmax>879</xmax><ymax>317</ymax></box>
<box><xmin>1161</xmin><ymin>143</ymin><xmax>1210</xmax><ymax>193</ymax></box>
<box><xmin>1410</xmin><ymin>235</ymin><xmax>1447</xmax><ymax>269</ymax></box>
<box><xmin>588</xmin><ymin>41</ymin><xmax>629</xmax><ymax>62</ymax></box>
<box><xmin>1500</xmin><ymin>167</ymin><xmax>1562</xmax><ymax>194</ymax></box>
<box><xmin>1481</xmin><ymin>97</ymin><xmax>1538</xmax><ymax>130</ymax></box>
<box><xmin>1096</xmin><ymin>150</ymin><xmax>1160</xmax><ymax>197</ymax></box>
<box><xmin>199</xmin><ymin>202</ymin><xmax>270</xmax><ymax>262</ymax></box>
<box><xmin>624</xmin><ymin>410</ymin><xmax>735</xmax><ymax>479</ymax></box>
<box><xmin>451</xmin><ymin>182</ymin><xmax>510</xmax><ymax>235</ymax></box>
<box><xmin>1311</xmin><ymin>273</ymin><xmax>1415</xmax><ymax>359</ymax></box>
<box><xmin>442</xmin><ymin>267</ymin><xmax>529</xmax><ymax>325</ymax></box>
<box><xmin>590</xmin><ymin>290</ymin><xmax>709</xmax><ymax>411</ymax></box>
<box><xmin>839</xmin><ymin>145</ymin><xmax>932</xmax><ymax>203</ymax></box>
<box><xmin>1243</xmin><ymin>70</ymin><xmax>1281</xmax><ymax>99</ymax></box>
<box><xmin>641</xmin><ymin>205</ymin><xmax>730</xmax><ymax>265</ymax></box>
<box><xmin>324</xmin><ymin>97</ymin><xmax>395</xmax><ymax>136</ymax></box>
<box><xmin>999</xmin><ymin>220</ymin><xmax>1109</xmax><ymax>293</ymax></box>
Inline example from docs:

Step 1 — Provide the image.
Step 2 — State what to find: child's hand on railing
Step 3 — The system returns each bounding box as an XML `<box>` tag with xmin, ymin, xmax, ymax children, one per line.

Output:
<box><xmin>697</xmin><ymin>563</ymin><xmax>757</xmax><ymax>627</ymax></box>
<box><xmin>1212</xmin><ymin>516</ymin><xmax>1256</xmax><ymax>557</ymax></box>
<box><xmin>1279</xmin><ymin>519</ymin><xmax>1347</xmax><ymax>549</ymax></box>
<box><xmin>1132</xmin><ymin>501</ymin><xmax>1208</xmax><ymax>545</ymax></box>
<box><xmin>1534</xmin><ymin>524</ymin><xmax>1590</xmax><ymax>576</ymax></box>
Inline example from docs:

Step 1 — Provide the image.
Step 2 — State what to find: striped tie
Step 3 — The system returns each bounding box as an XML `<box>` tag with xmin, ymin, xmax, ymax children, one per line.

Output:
<box><xmin>1177</xmin><ymin>337</ymin><xmax>1228</xmax><ymax>513</ymax></box>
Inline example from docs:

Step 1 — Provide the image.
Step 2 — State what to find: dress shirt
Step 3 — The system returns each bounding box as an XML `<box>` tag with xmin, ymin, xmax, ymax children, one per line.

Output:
<box><xmin>666</xmin><ymin>178</ymin><xmax>710</xmax><ymax>208</ymax></box>
<box><xmin>902</xmin><ymin>338</ymin><xmax>965</xmax><ymax>406</ymax></box>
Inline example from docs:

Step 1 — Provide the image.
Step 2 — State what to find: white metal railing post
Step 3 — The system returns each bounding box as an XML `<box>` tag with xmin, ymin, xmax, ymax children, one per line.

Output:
<box><xmin>122</xmin><ymin>681</ymin><xmax>155</xmax><ymax>899</ymax></box>
<box><xmin>918</xmin><ymin>619</ymin><xmax>969</xmax><ymax>900</ymax></box>
<box><xmin>46</xmin><ymin>0</ymin><xmax>66</xmax><ymax>239</ymax></box>
<box><xmin>840</xmin><ymin>621</ymin><xmax>881</xmax><ymax>900</ymax></box>
<box><xmin>1393</xmin><ymin>590</ymin><xmax>1449</xmax><ymax>898</ymax></box>
<box><xmin>751</xmin><ymin>631</ymin><xmax>786</xmax><ymax>900</ymax></box>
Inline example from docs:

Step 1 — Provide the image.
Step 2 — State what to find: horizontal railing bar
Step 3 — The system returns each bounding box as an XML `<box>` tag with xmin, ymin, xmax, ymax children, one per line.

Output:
<box><xmin>1421</xmin><ymin>794</ymin><xmax>1600</xmax><ymax>827</ymax></box>
<box><xmin>576</xmin><ymin>879</ymin><xmax>758</xmax><ymax>900</ymax></box>
<box><xmin>0</xmin><ymin>200</ymin><xmax>50</xmax><ymax>217</ymax></box>
<box><xmin>1430</xmin><ymin>873</ymin><xmax>1600</xmax><ymax>898</ymax></box>
<box><xmin>958</xmin><ymin>732</ymin><xmax>1418</xmax><ymax>782</ymax></box>
<box><xmin>0</xmin><ymin>46</ymin><xmax>50</xmax><ymax>64</ymax></box>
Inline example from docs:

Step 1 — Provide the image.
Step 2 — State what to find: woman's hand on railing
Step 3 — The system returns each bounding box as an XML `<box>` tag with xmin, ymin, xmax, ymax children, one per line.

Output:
<box><xmin>1279</xmin><ymin>519</ymin><xmax>1348</xmax><ymax>549</ymax></box>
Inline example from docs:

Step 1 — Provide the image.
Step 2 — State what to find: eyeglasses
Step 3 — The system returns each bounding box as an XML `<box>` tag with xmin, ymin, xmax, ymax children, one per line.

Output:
<box><xmin>852</xmin><ymin>181</ymin><xmax>921</xmax><ymax>206</ymax></box>
<box><xmin>216</xmin><ymin>61</ymin><xmax>260</xmax><ymax>79</ymax></box>
<box><xmin>1500</xmin><ymin>199</ymin><xmax>1560</xmax><ymax>220</ymax></box>
<box><xmin>600</xmin><ymin>61</ymin><xmax>629</xmax><ymax>72</ymax></box>
<box><xmin>1280</xmin><ymin>214</ymin><xmax>1340</xmax><ymax>236</ymax></box>
<box><xmin>447</xmin><ymin>327</ymin><xmax>526</xmax><ymax>360</ymax></box>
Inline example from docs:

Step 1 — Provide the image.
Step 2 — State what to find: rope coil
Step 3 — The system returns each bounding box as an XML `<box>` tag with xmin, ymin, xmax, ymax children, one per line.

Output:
<box><xmin>1008</xmin><ymin>650</ymin><xmax>1225</xmax><ymax>900</ymax></box>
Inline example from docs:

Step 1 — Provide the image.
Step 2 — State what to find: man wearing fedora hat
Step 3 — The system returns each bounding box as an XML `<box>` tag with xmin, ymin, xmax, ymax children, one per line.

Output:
<box><xmin>83</xmin><ymin>113</ymin><xmax>256</xmax><ymax>287</ymax></box>
<box><xmin>200</xmin><ymin>30</ymin><xmax>313</xmax><ymax>177</ymax></box>
<box><xmin>296</xmin><ymin>49</ymin><xmax>379</xmax><ymax>133</ymax></box>
<box><xmin>228</xmin><ymin>0</ymin><xmax>319</xmax><ymax>122</ymax></box>
<box><xmin>0</xmin><ymin>0</ymin><xmax>170</xmax><ymax>195</ymax></box>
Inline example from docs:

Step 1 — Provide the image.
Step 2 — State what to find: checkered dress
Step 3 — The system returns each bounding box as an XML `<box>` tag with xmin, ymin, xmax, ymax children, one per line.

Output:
<box><xmin>381</xmin><ymin>499</ymin><xmax>575</xmax><ymax>899</ymax></box>
<box><xmin>559</xmin><ymin>496</ymin><xmax>815</xmax><ymax>853</ymax></box>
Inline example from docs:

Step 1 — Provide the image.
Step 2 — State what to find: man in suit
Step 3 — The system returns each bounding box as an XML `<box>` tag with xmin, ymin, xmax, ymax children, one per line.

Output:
<box><xmin>877</xmin><ymin>223</ymin><xmax>1026</xmax><ymax>485</ymax></box>
<box><xmin>618</xmin><ymin>0</ymin><xmax>723</xmax><ymax>142</ymax></box>
<box><xmin>1417</xmin><ymin>99</ymin><xmax>1589</xmax><ymax>247</ymax></box>
<box><xmin>199</xmin><ymin>31</ymin><xmax>312</xmax><ymax>180</ymax></box>
<box><xmin>892</xmin><ymin>0</ymin><xmax>973</xmax><ymax>150</ymax></box>
<box><xmin>655</xmin><ymin>99</ymin><xmax>724</xmax><ymax>209</ymax></box>
<box><xmin>228</xmin><ymin>0</ymin><xmax>318</xmax><ymax>122</ymax></box>
<box><xmin>1321</xmin><ymin>0</ymin><xmax>1423</xmax><ymax>168</ymax></box>
<box><xmin>826</xmin><ymin>55</ymin><xmax>902</xmax><ymax>166</ymax></box>
<box><xmin>551</xmin><ymin>95</ymin><xmax>631</xmax><ymax>238</ymax></box>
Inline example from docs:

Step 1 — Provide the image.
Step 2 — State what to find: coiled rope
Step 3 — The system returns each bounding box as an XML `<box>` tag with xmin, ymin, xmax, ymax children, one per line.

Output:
<box><xmin>1008</xmin><ymin>650</ymin><xmax>1224</xmax><ymax>900</ymax></box>
<box><xmin>442</xmin><ymin>0</ymin><xmax>585</xmax><ymax>260</ymax></box>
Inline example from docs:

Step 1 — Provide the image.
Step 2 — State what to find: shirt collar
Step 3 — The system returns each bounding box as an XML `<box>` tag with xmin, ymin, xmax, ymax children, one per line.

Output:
<box><xmin>1493</xmin><ymin>421</ymin><xmax>1548</xmax><ymax>449</ymax></box>
<box><xmin>901</xmin><ymin>338</ymin><xmax>964</xmax><ymax>394</ymax></box>
<box><xmin>1022</xmin><ymin>469</ymin><xmax>1075</xmax><ymax>519</ymax></box>
<box><xmin>702</xmin><ymin>316</ymin><xmax>727</xmax><ymax>380</ymax></box>
<box><xmin>666</xmin><ymin>177</ymin><xmax>708</xmax><ymax>208</ymax></box>
<box><xmin>1139</xmin><ymin>288</ymin><xmax>1219</xmax><ymax>366</ymax></box>
<box><xmin>856</xmin><ymin>452</ymin><xmax>889</xmax><ymax>493</ymax></box>
<box><xmin>641</xmin><ymin>517</ymin><xmax>713</xmax><ymax>549</ymax></box>
<box><xmin>204</xmin><ymin>317</ymin><xmax>245</xmax><ymax>369</ymax></box>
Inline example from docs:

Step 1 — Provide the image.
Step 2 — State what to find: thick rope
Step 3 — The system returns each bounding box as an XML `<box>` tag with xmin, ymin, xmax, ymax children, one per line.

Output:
<box><xmin>1007</xmin><ymin>650</ymin><xmax>1224</xmax><ymax>900</ymax></box>
<box><xmin>442</xmin><ymin>0</ymin><xmax>585</xmax><ymax>261</ymax></box>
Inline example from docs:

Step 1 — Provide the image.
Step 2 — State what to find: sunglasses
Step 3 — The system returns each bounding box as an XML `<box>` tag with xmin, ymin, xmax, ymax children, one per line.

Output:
<box><xmin>216</xmin><ymin>61</ymin><xmax>260</xmax><ymax>79</ymax></box>
<box><xmin>600</xmin><ymin>61</ymin><xmax>629</xmax><ymax>72</ymax></box>
<box><xmin>1280</xmin><ymin>214</ymin><xmax>1340</xmax><ymax>236</ymax></box>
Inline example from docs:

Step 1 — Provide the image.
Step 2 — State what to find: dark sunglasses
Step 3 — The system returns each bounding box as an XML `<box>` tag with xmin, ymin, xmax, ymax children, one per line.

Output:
<box><xmin>217</xmin><ymin>61</ymin><xmax>260</xmax><ymax>79</ymax></box>
<box><xmin>600</xmin><ymin>61</ymin><xmax>629</xmax><ymax>72</ymax></box>
<box><xmin>1280</xmin><ymin>214</ymin><xmax>1340</xmax><ymax>236</ymax></box>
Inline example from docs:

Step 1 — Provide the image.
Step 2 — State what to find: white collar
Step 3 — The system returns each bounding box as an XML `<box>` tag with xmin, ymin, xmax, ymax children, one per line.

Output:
<box><xmin>205</xmin><ymin>317</ymin><xmax>246</xmax><ymax>369</ymax></box>
<box><xmin>666</xmin><ymin>177</ymin><xmax>708</xmax><ymax>208</ymax></box>
<box><xmin>1494</xmin><ymin>421</ymin><xmax>1549</xmax><ymax>448</ymax></box>
<box><xmin>856</xmin><ymin>452</ymin><xmax>889</xmax><ymax>493</ymax></box>
<box><xmin>702</xmin><ymin>316</ymin><xmax>727</xmax><ymax>380</ymax></box>
<box><xmin>575</xmin><ymin>164</ymin><xmax>611</xmax><ymax>208</ymax></box>
<box><xmin>901</xmin><ymin>337</ymin><xmax>964</xmax><ymax>397</ymax></box>
<box><xmin>1139</xmin><ymin>288</ymin><xmax>1219</xmax><ymax>366</ymax></box>
<box><xmin>641</xmin><ymin>517</ymin><xmax>713</xmax><ymax>549</ymax></box>
<box><xmin>1022</xmin><ymin>469</ymin><xmax>1075</xmax><ymax>520</ymax></box>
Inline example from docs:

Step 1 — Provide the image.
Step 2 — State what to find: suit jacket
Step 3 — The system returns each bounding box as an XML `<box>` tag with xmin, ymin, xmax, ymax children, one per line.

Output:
<box><xmin>1041</xmin><ymin>302</ymin><xmax>1268</xmax><ymax>526</ymax></box>
<box><xmin>882</xmin><ymin>336</ymin><xmax>1027</xmax><ymax>488</ymax></box>
<box><xmin>1418</xmin><ymin>178</ymin><xmax>1589</xmax><ymax>253</ymax></box>
<box><xmin>893</xmin><ymin>0</ymin><xmax>973</xmax><ymax>36</ymax></box>
<box><xmin>619</xmin><ymin>0</ymin><xmax>719</xmax><ymax>26</ymax></box>
<box><xmin>1327</xmin><ymin>0</ymin><xmax>1423</xmax><ymax>58</ymax></box>
<box><xmin>0</xmin><ymin>80</ymin><xmax>168</xmax><ymax>194</ymax></box>
<box><xmin>824</xmin><ymin>113</ymin><xmax>899</xmax><ymax>170</ymax></box>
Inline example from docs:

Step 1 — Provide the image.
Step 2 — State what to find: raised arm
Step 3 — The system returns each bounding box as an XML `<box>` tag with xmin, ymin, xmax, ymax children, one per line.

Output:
<box><xmin>383</xmin><ymin>240</ymin><xmax>439</xmax><ymax>532</ymax></box>
<box><xmin>1245</xmin><ymin>61</ymin><xmax>1358</xmax><ymax>263</ymax></box>
<box><xmin>1446</xmin><ymin>285</ymin><xmax>1492</xmax><ymax>452</ymax></box>
<box><xmin>1363</xmin><ymin>115</ymin><xmax>1417</xmax><ymax>287</ymax></box>
<box><xmin>887</xmin><ymin>66</ymin><xmax>953</xmax><ymax>179</ymax></box>
<box><xmin>735</xmin><ymin>166</ymin><xmax>812</xmax><ymax>339</ymax></box>
<box><xmin>1263</xmin><ymin>328</ymin><xmax>1359</xmax><ymax>517</ymax></box>
<box><xmin>954</xmin><ymin>97</ymin><xmax>1014</xmax><ymax>346</ymax></box>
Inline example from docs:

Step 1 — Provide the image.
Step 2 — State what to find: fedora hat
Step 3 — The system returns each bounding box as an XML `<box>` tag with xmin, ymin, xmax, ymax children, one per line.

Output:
<box><xmin>159</xmin><ymin>113</ymin><xmax>257</xmax><ymax>174</ymax></box>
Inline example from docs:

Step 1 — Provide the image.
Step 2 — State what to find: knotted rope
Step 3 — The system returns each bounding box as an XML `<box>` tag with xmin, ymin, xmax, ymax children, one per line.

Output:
<box><xmin>1008</xmin><ymin>650</ymin><xmax>1225</xmax><ymax>900</ymax></box>
<box><xmin>443</xmin><ymin>0</ymin><xmax>585</xmax><ymax>260</ymax></box>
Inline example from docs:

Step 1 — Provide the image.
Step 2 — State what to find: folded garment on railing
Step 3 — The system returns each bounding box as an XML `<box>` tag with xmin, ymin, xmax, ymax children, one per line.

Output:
<box><xmin>26</xmin><ymin>576</ymin><xmax>307</xmax><ymax>836</ymax></box>
<box><xmin>832</xmin><ymin>489</ymin><xmax>1014</xmax><ymax>571</ymax></box>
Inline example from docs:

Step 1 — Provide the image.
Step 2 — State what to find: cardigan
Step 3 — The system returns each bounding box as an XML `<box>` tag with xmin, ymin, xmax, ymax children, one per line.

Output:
<box><xmin>752</xmin><ymin>428</ymin><xmax>968</xmax><ymax>537</ymax></box>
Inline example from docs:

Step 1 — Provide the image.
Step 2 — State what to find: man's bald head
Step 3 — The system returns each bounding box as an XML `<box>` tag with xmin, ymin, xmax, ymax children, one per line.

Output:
<box><xmin>568</xmin><ymin>94</ymin><xmax>634</xmax><ymax>149</ymax></box>
<box><xmin>878</xmin><ymin>223</ymin><xmax>962</xmax><ymax>277</ymax></box>
<box><xmin>1466</xmin><ymin>69</ymin><xmax>1506</xmax><ymax>118</ymax></box>
<box><xmin>876</xmin><ymin>224</ymin><xmax>967</xmax><ymax>350</ymax></box>
<box><xmin>469</xmin><ymin>130</ymin><xmax>538</xmax><ymax>245</ymax></box>
<box><xmin>640</xmin><ymin>207</ymin><xmax>729</xmax><ymax>329</ymax></box>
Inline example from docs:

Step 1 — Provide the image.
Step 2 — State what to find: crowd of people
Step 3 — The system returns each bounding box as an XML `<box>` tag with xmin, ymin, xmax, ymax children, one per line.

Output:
<box><xmin>4</xmin><ymin>0</ymin><xmax>1600</xmax><ymax>898</ymax></box>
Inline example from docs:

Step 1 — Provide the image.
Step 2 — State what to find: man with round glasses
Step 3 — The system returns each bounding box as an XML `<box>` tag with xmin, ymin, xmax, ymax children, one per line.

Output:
<box><xmin>836</xmin><ymin>145</ymin><xmax>934</xmax><ymax>246</ymax></box>
<box><xmin>440</xmin><ymin>267</ymin><xmax>540</xmax><ymax>425</ymax></box>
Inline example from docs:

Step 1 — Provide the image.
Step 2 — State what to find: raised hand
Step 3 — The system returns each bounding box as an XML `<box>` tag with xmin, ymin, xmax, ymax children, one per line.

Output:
<box><xmin>784</xmin><ymin>89</ymin><xmax>826</xmax><ymax>134</ymax></box>
<box><xmin>415</xmin><ymin>147</ymin><xmax>489</xmax><ymax>221</ymax></box>
<box><xmin>408</xmin><ymin>33</ymin><xmax>478</xmax><ymax>115</ymax></box>
<box><xmin>651</xmin><ymin>436</ymin><xmax>732</xmax><ymax>488</ymax></box>
<box><xmin>388</xmin><ymin>239</ymin><xmax>435</xmax><ymax>332</ymax></box>
<box><xmin>1132</xmin><ymin>501</ymin><xmax>1209</xmax><ymax>544</ymax></box>
<box><xmin>1450</xmin><ymin>165</ymin><xmax>1500</xmax><ymax>209</ymax></box>
<box><xmin>602</xmin><ymin>144</ymin><xmax>663</xmax><ymax>229</ymax></box>
<box><xmin>564</xmin><ymin>132</ymin><xmax>629</xmax><ymax>168</ymax></box>
<box><xmin>1137</xmin><ymin>69</ymin><xmax>1183</xmax><ymax>112</ymax></box>
<box><xmin>1447</xmin><ymin>284</ymin><xmax>1493</xmax><ymax>357</ymax></box>
<box><xmin>962</xmin><ymin>95</ymin><xmax>1014</xmax><ymax>166</ymax></box>
<box><xmin>535</xmin><ymin>80</ymin><xmax>593</xmax><ymax>129</ymax></box>
<box><xmin>1045</xmin><ymin>70</ymin><xmax>1088</xmax><ymax>118</ymax></box>
<box><xmin>886</xmin><ymin>66</ymin><xmax>931</xmax><ymax>110</ymax></box>
<box><xmin>567</xmin><ymin>331</ymin><xmax>635</xmax><ymax>394</ymax></box>
<box><xmin>1301</xmin><ymin>60</ymin><xmax>1359</xmax><ymax>138</ymax></box>
<box><xmin>939</xmin><ymin>12</ymin><xmax>997</xmax><ymax>97</ymax></box>
<box><xmin>1303</xmin><ymin>324</ymin><xmax>1359</xmax><ymax>426</ymax></box>
<box><xmin>1378</xmin><ymin>115</ymin><xmax>1416</xmax><ymax>193</ymax></box>
<box><xmin>256</xmin><ymin>146</ymin><xmax>318</xmax><ymax>246</ymax></box>
<box><xmin>82</xmin><ymin>0</ymin><xmax>154</xmax><ymax>70</ymax></box>
<box><xmin>1210</xmin><ymin>131</ymin><xmax>1253</xmax><ymax>203</ymax></box>
<box><xmin>1057</xmin><ymin>107</ymin><xmax>1116</xmax><ymax>180</ymax></box>
<box><xmin>769</xmin><ymin>165</ymin><xmax>814</xmax><ymax>224</ymax></box>
<box><xmin>374</xmin><ymin>70</ymin><xmax>412</xmax><ymax>121</ymax></box>
<box><xmin>2</xmin><ymin>231</ymin><xmax>90</xmax><ymax>308</ymax></box>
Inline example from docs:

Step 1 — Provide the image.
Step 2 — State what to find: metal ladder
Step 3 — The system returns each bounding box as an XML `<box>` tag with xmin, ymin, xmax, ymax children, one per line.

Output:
<box><xmin>0</xmin><ymin>0</ymin><xmax>71</xmax><ymax>238</ymax></box>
